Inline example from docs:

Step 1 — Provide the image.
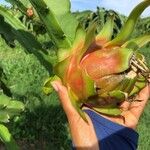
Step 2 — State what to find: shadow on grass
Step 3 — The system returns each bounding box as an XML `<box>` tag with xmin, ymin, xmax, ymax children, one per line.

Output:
<box><xmin>8</xmin><ymin>104</ymin><xmax>71</xmax><ymax>150</ymax></box>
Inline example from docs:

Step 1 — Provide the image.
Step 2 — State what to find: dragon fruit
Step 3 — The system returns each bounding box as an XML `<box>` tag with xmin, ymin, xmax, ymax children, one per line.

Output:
<box><xmin>40</xmin><ymin>0</ymin><xmax>150</xmax><ymax>121</ymax></box>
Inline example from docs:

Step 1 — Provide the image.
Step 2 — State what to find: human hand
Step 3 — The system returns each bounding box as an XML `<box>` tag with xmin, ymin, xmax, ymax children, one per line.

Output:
<box><xmin>103</xmin><ymin>84</ymin><xmax>150</xmax><ymax>130</ymax></box>
<box><xmin>51</xmin><ymin>80</ymin><xmax>99</xmax><ymax>150</ymax></box>
<box><xmin>51</xmin><ymin>80</ymin><xmax>149</xmax><ymax>149</ymax></box>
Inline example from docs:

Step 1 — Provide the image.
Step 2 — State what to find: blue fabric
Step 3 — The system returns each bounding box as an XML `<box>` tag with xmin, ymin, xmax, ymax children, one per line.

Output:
<box><xmin>83</xmin><ymin>109</ymin><xmax>139</xmax><ymax>150</ymax></box>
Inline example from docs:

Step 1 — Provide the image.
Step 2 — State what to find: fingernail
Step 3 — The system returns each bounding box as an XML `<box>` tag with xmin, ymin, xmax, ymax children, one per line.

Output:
<box><xmin>51</xmin><ymin>82</ymin><xmax>58</xmax><ymax>92</ymax></box>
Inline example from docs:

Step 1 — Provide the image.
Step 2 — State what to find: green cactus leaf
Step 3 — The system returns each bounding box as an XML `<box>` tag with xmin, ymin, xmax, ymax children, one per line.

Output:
<box><xmin>82</xmin><ymin>70</ymin><xmax>96</xmax><ymax>99</ymax></box>
<box><xmin>124</xmin><ymin>78</ymin><xmax>137</xmax><ymax>93</ymax></box>
<box><xmin>68</xmin><ymin>88</ymin><xmax>88</xmax><ymax>122</ymax></box>
<box><xmin>83</xmin><ymin>23</ymin><xmax>96</xmax><ymax>51</ymax></box>
<box><xmin>42</xmin><ymin>87</ymin><xmax>53</xmax><ymax>96</ymax></box>
<box><xmin>0</xmin><ymin>15</ymin><xmax>15</xmax><ymax>48</ymax></box>
<box><xmin>6</xmin><ymin>0</ymin><xmax>32</xmax><ymax>8</ymax></box>
<box><xmin>71</xmin><ymin>27</ymin><xmax>86</xmax><ymax>52</ymax></box>
<box><xmin>43</xmin><ymin>76</ymin><xmax>61</xmax><ymax>95</ymax></box>
<box><xmin>129</xmin><ymin>77</ymin><xmax>147</xmax><ymax>96</ymax></box>
<box><xmin>55</xmin><ymin>27</ymin><xmax>86</xmax><ymax>81</ymax></box>
<box><xmin>57</xmin><ymin>26</ymin><xmax>86</xmax><ymax>61</ymax></box>
<box><xmin>0</xmin><ymin>6</ymin><xmax>43</xmax><ymax>51</ymax></box>
<box><xmin>0</xmin><ymin>124</ymin><xmax>19</xmax><ymax>150</ymax></box>
<box><xmin>105</xmin><ymin>0</ymin><xmax>150</xmax><ymax>47</ymax></box>
<box><xmin>0</xmin><ymin>94</ymin><xmax>10</xmax><ymax>109</ymax></box>
<box><xmin>6</xmin><ymin>0</ymin><xmax>28</xmax><ymax>15</ymax></box>
<box><xmin>0</xmin><ymin>6</ymin><xmax>26</xmax><ymax>30</ymax></box>
<box><xmin>0</xmin><ymin>111</ymin><xmax>10</xmax><ymax>123</ymax></box>
<box><xmin>96</xmin><ymin>15</ymin><xmax>114</xmax><ymax>43</ymax></box>
<box><xmin>92</xmin><ymin>107</ymin><xmax>122</xmax><ymax>116</ymax></box>
<box><xmin>29</xmin><ymin>0</ymin><xmax>78</xmax><ymax>49</ymax></box>
<box><xmin>122</xmin><ymin>34</ymin><xmax>150</xmax><ymax>50</ymax></box>
<box><xmin>54</xmin><ymin>57</ymin><xmax>71</xmax><ymax>81</ymax></box>
<box><xmin>0</xmin><ymin>94</ymin><xmax>24</xmax><ymax>123</ymax></box>
<box><xmin>115</xmin><ymin>78</ymin><xmax>132</xmax><ymax>91</ymax></box>
<box><xmin>44</xmin><ymin>0</ymin><xmax>70</xmax><ymax>16</ymax></box>
<box><xmin>43</xmin><ymin>78</ymin><xmax>54</xmax><ymax>95</ymax></box>
<box><xmin>5</xmin><ymin>101</ymin><xmax>24</xmax><ymax>113</ymax></box>
<box><xmin>73</xmin><ymin>23</ymin><xmax>97</xmax><ymax>61</ymax></box>
<box><xmin>109</xmin><ymin>90</ymin><xmax>127</xmax><ymax>100</ymax></box>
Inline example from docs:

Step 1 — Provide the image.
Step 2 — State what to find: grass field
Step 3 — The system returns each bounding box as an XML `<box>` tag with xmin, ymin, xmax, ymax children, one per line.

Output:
<box><xmin>137</xmin><ymin>47</ymin><xmax>150</xmax><ymax>150</ymax></box>
<box><xmin>0</xmin><ymin>37</ymin><xmax>150</xmax><ymax>149</ymax></box>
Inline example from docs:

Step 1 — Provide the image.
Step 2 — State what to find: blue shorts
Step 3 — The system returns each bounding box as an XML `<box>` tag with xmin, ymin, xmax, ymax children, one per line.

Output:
<box><xmin>73</xmin><ymin>109</ymin><xmax>139</xmax><ymax>150</ymax></box>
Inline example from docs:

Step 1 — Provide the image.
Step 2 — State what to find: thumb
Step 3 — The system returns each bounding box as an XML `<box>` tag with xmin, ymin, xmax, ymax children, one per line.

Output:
<box><xmin>51</xmin><ymin>81</ymin><xmax>76</xmax><ymax>114</ymax></box>
<box><xmin>51</xmin><ymin>80</ymin><xmax>61</xmax><ymax>92</ymax></box>
<box><xmin>51</xmin><ymin>80</ymin><xmax>68</xmax><ymax>96</ymax></box>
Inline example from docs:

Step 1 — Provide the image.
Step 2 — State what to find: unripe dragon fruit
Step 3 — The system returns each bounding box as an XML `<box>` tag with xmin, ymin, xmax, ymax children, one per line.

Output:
<box><xmin>40</xmin><ymin>0</ymin><xmax>150</xmax><ymax>121</ymax></box>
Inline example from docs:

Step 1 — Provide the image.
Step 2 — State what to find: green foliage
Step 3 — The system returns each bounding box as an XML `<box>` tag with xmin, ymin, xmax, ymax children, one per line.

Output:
<box><xmin>73</xmin><ymin>7</ymin><xmax>123</xmax><ymax>39</ymax></box>
<box><xmin>0</xmin><ymin>93</ymin><xmax>24</xmax><ymax>149</ymax></box>
<box><xmin>137</xmin><ymin>47</ymin><xmax>150</xmax><ymax>150</ymax></box>
<box><xmin>0</xmin><ymin>6</ymin><xmax>53</xmax><ymax>75</ymax></box>
<box><xmin>137</xmin><ymin>103</ymin><xmax>150</xmax><ymax>150</ymax></box>
<box><xmin>29</xmin><ymin>0</ymin><xmax>79</xmax><ymax>55</ymax></box>
<box><xmin>0</xmin><ymin>94</ymin><xmax>24</xmax><ymax>123</ymax></box>
<box><xmin>0</xmin><ymin>124</ymin><xmax>19</xmax><ymax>150</ymax></box>
<box><xmin>6</xmin><ymin>0</ymin><xmax>47</xmax><ymax>35</ymax></box>
<box><xmin>0</xmin><ymin>37</ymin><xmax>55</xmax><ymax>99</ymax></box>
<box><xmin>0</xmin><ymin>47</ymin><xmax>25</xmax><ymax>149</ymax></box>
<box><xmin>134</xmin><ymin>17</ymin><xmax>150</xmax><ymax>36</ymax></box>
<box><xmin>0</xmin><ymin>36</ymin><xmax>70</xmax><ymax>149</ymax></box>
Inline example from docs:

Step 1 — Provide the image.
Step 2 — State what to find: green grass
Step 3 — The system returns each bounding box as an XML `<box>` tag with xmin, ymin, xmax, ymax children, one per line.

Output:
<box><xmin>0</xmin><ymin>37</ymin><xmax>150</xmax><ymax>149</ymax></box>
<box><xmin>137</xmin><ymin>103</ymin><xmax>150</xmax><ymax>150</ymax></box>
<box><xmin>0</xmin><ymin>38</ymin><xmax>71</xmax><ymax>149</ymax></box>
<box><xmin>137</xmin><ymin>47</ymin><xmax>150</xmax><ymax>150</ymax></box>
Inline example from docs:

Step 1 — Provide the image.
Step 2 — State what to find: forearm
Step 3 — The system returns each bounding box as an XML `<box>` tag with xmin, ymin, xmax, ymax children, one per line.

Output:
<box><xmin>51</xmin><ymin>81</ymin><xmax>99</xmax><ymax>149</ymax></box>
<box><xmin>67</xmin><ymin>112</ymin><xmax>99</xmax><ymax>150</ymax></box>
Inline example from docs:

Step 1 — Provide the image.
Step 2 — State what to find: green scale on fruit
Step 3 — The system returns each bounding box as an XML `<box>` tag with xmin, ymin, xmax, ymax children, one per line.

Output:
<box><xmin>41</xmin><ymin>0</ymin><xmax>150</xmax><ymax>121</ymax></box>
